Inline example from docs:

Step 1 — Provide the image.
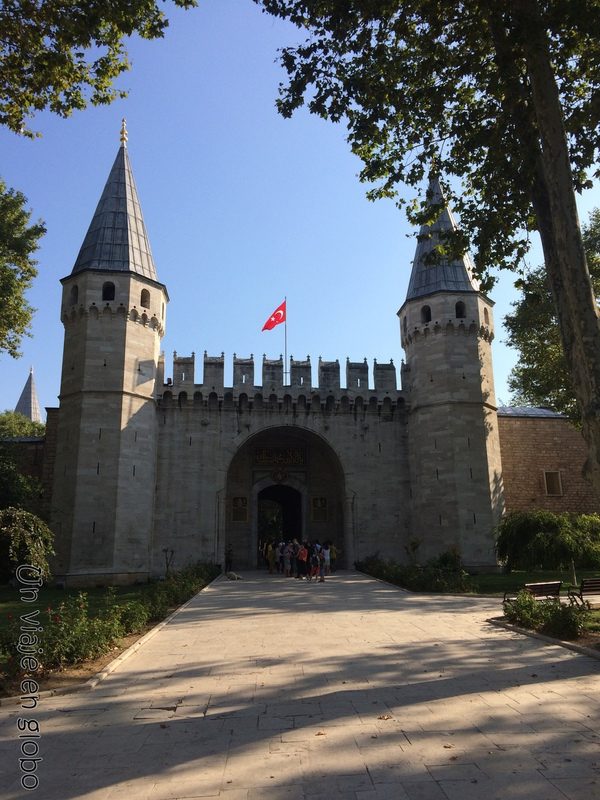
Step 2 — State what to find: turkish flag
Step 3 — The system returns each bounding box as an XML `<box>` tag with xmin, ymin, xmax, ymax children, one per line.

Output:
<box><xmin>262</xmin><ymin>299</ymin><xmax>286</xmax><ymax>331</ymax></box>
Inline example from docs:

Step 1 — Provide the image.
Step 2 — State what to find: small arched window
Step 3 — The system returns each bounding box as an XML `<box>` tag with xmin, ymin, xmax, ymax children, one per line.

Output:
<box><xmin>484</xmin><ymin>308</ymin><xmax>490</xmax><ymax>325</ymax></box>
<box><xmin>421</xmin><ymin>305</ymin><xmax>432</xmax><ymax>323</ymax></box>
<box><xmin>69</xmin><ymin>285</ymin><xmax>79</xmax><ymax>305</ymax></box>
<box><xmin>141</xmin><ymin>289</ymin><xmax>150</xmax><ymax>309</ymax></box>
<box><xmin>102</xmin><ymin>282</ymin><xmax>115</xmax><ymax>301</ymax></box>
<box><xmin>455</xmin><ymin>301</ymin><xmax>466</xmax><ymax>319</ymax></box>
<box><xmin>403</xmin><ymin>316</ymin><xmax>408</xmax><ymax>333</ymax></box>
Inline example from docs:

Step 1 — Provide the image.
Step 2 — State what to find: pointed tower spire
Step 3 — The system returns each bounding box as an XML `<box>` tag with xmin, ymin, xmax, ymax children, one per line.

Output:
<box><xmin>120</xmin><ymin>117</ymin><xmax>128</xmax><ymax>147</ymax></box>
<box><xmin>71</xmin><ymin>120</ymin><xmax>158</xmax><ymax>281</ymax></box>
<box><xmin>405</xmin><ymin>174</ymin><xmax>480</xmax><ymax>301</ymax></box>
<box><xmin>14</xmin><ymin>367</ymin><xmax>43</xmax><ymax>423</ymax></box>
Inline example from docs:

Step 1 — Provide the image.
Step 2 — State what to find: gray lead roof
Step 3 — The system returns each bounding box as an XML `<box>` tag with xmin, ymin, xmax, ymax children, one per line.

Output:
<box><xmin>497</xmin><ymin>406</ymin><xmax>565</xmax><ymax>418</ymax></box>
<box><xmin>405</xmin><ymin>176</ymin><xmax>480</xmax><ymax>301</ymax></box>
<box><xmin>71</xmin><ymin>145</ymin><xmax>158</xmax><ymax>281</ymax></box>
<box><xmin>14</xmin><ymin>368</ymin><xmax>42</xmax><ymax>423</ymax></box>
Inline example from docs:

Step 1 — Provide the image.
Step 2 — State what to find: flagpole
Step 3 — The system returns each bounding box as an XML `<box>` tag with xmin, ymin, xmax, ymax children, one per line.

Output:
<box><xmin>284</xmin><ymin>295</ymin><xmax>288</xmax><ymax>385</ymax></box>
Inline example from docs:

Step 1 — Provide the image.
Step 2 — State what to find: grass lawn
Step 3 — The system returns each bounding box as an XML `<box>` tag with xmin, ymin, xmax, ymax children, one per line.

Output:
<box><xmin>469</xmin><ymin>568</ymin><xmax>600</xmax><ymax>595</ymax></box>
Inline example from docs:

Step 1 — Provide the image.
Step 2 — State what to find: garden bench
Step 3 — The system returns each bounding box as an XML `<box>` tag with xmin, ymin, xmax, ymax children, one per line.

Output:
<box><xmin>568</xmin><ymin>577</ymin><xmax>600</xmax><ymax>608</ymax></box>
<box><xmin>503</xmin><ymin>580</ymin><xmax>562</xmax><ymax>605</ymax></box>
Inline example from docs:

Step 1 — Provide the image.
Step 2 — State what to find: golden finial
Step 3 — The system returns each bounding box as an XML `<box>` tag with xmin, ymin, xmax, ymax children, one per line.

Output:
<box><xmin>120</xmin><ymin>118</ymin><xmax>128</xmax><ymax>147</ymax></box>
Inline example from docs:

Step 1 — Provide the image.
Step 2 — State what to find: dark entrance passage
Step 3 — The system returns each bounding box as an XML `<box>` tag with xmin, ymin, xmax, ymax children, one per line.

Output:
<box><xmin>257</xmin><ymin>485</ymin><xmax>302</xmax><ymax>559</ymax></box>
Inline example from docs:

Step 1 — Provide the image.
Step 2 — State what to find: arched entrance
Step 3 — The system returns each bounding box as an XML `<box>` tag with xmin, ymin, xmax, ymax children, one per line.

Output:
<box><xmin>224</xmin><ymin>426</ymin><xmax>345</xmax><ymax>568</ymax></box>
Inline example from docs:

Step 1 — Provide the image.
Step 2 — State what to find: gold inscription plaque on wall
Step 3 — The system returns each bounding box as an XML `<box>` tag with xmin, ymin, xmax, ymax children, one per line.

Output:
<box><xmin>311</xmin><ymin>497</ymin><xmax>328</xmax><ymax>522</ymax></box>
<box><xmin>232</xmin><ymin>496</ymin><xmax>248</xmax><ymax>522</ymax></box>
<box><xmin>254</xmin><ymin>447</ymin><xmax>305</xmax><ymax>467</ymax></box>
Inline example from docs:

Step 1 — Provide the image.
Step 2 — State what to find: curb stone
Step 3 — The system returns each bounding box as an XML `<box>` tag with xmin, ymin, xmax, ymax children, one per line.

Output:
<box><xmin>488</xmin><ymin>615</ymin><xmax>600</xmax><ymax>660</ymax></box>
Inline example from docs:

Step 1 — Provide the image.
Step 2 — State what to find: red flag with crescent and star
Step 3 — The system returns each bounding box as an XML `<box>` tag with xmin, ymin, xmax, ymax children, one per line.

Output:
<box><xmin>262</xmin><ymin>299</ymin><xmax>286</xmax><ymax>331</ymax></box>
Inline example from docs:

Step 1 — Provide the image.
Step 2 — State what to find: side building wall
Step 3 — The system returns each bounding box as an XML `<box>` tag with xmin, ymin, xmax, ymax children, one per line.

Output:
<box><xmin>498</xmin><ymin>412</ymin><xmax>600</xmax><ymax>513</ymax></box>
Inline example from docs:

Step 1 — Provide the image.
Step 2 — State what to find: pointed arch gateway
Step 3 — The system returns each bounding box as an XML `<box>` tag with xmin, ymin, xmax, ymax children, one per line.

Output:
<box><xmin>224</xmin><ymin>426</ymin><xmax>346</xmax><ymax>569</ymax></box>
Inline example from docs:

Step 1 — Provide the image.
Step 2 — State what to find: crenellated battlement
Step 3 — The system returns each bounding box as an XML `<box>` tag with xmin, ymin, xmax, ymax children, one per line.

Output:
<box><xmin>401</xmin><ymin>318</ymin><xmax>494</xmax><ymax>348</ymax></box>
<box><xmin>61</xmin><ymin>302</ymin><xmax>166</xmax><ymax>336</ymax></box>
<box><xmin>160</xmin><ymin>350</ymin><xmax>404</xmax><ymax>404</ymax></box>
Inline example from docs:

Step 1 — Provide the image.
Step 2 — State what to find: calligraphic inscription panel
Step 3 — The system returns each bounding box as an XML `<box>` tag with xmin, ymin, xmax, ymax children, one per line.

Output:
<box><xmin>254</xmin><ymin>447</ymin><xmax>306</xmax><ymax>467</ymax></box>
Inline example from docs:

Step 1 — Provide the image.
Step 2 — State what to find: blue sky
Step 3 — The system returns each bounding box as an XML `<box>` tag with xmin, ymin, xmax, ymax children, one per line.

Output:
<box><xmin>1</xmin><ymin>1</ymin><xmax>598</xmax><ymax>417</ymax></box>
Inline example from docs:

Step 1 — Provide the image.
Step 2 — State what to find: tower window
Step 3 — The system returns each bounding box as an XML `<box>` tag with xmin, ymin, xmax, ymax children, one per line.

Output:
<box><xmin>102</xmin><ymin>282</ymin><xmax>115</xmax><ymax>301</ymax></box>
<box><xmin>70</xmin><ymin>285</ymin><xmax>79</xmax><ymax>305</ymax></box>
<box><xmin>484</xmin><ymin>308</ymin><xmax>490</xmax><ymax>325</ymax></box>
<box><xmin>455</xmin><ymin>301</ymin><xmax>466</xmax><ymax>319</ymax></box>
<box><xmin>421</xmin><ymin>305</ymin><xmax>432</xmax><ymax>323</ymax></box>
<box><xmin>403</xmin><ymin>316</ymin><xmax>407</xmax><ymax>333</ymax></box>
<box><xmin>141</xmin><ymin>289</ymin><xmax>150</xmax><ymax>309</ymax></box>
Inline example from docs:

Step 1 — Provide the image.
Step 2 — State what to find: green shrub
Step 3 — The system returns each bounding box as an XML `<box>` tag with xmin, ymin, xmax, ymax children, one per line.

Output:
<box><xmin>146</xmin><ymin>562</ymin><xmax>220</xmax><ymax>618</ymax></box>
<box><xmin>356</xmin><ymin>550</ymin><xmax>474</xmax><ymax>593</ymax></box>
<box><xmin>504</xmin><ymin>590</ymin><xmax>589</xmax><ymax>640</ymax></box>
<box><xmin>541</xmin><ymin>603</ymin><xmax>589</xmax><ymax>640</ymax></box>
<box><xmin>503</xmin><ymin>590</ymin><xmax>549</xmax><ymax>629</ymax></box>
<box><xmin>118</xmin><ymin>600</ymin><xmax>150</xmax><ymax>633</ymax></box>
<box><xmin>41</xmin><ymin>592</ymin><xmax>124</xmax><ymax>667</ymax></box>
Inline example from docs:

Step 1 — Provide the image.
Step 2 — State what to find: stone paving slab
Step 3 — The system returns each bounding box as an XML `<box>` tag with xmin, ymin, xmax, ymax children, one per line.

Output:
<box><xmin>1</xmin><ymin>570</ymin><xmax>599</xmax><ymax>799</ymax></box>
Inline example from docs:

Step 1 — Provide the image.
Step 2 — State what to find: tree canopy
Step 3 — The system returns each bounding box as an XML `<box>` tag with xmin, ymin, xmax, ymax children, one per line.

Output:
<box><xmin>0</xmin><ymin>412</ymin><xmax>45</xmax><ymax>514</ymax></box>
<box><xmin>0</xmin><ymin>181</ymin><xmax>45</xmax><ymax>358</ymax></box>
<box><xmin>258</xmin><ymin>1</ymin><xmax>598</xmax><ymax>276</ymax></box>
<box><xmin>0</xmin><ymin>411</ymin><xmax>46</xmax><ymax>439</ymax></box>
<box><xmin>0</xmin><ymin>507</ymin><xmax>55</xmax><ymax>582</ymax></box>
<box><xmin>0</xmin><ymin>0</ymin><xmax>197</xmax><ymax>137</ymax></box>
<box><xmin>256</xmin><ymin>0</ymin><xmax>600</xmax><ymax>487</ymax></box>
<box><xmin>496</xmin><ymin>510</ymin><xmax>600</xmax><ymax>571</ymax></box>
<box><xmin>505</xmin><ymin>210</ymin><xmax>600</xmax><ymax>421</ymax></box>
<box><xmin>0</xmin><ymin>455</ymin><xmax>41</xmax><ymax>513</ymax></box>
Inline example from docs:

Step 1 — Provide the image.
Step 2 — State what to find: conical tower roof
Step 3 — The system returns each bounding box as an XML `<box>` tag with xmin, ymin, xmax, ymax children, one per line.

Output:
<box><xmin>71</xmin><ymin>121</ymin><xmax>158</xmax><ymax>281</ymax></box>
<box><xmin>405</xmin><ymin>175</ymin><xmax>480</xmax><ymax>301</ymax></box>
<box><xmin>14</xmin><ymin>367</ymin><xmax>42</xmax><ymax>423</ymax></box>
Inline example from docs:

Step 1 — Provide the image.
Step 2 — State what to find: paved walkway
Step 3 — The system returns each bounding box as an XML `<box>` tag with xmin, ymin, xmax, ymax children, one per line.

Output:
<box><xmin>1</xmin><ymin>571</ymin><xmax>599</xmax><ymax>800</ymax></box>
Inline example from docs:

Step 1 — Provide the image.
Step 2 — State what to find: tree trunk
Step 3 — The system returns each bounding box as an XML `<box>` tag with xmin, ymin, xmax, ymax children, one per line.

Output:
<box><xmin>513</xmin><ymin>0</ymin><xmax>600</xmax><ymax>491</ymax></box>
<box><xmin>487</xmin><ymin>0</ymin><xmax>600</xmax><ymax>490</ymax></box>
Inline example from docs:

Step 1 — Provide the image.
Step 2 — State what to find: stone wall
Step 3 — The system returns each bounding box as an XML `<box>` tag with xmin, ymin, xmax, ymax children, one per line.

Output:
<box><xmin>151</xmin><ymin>388</ymin><xmax>411</xmax><ymax>574</ymax></box>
